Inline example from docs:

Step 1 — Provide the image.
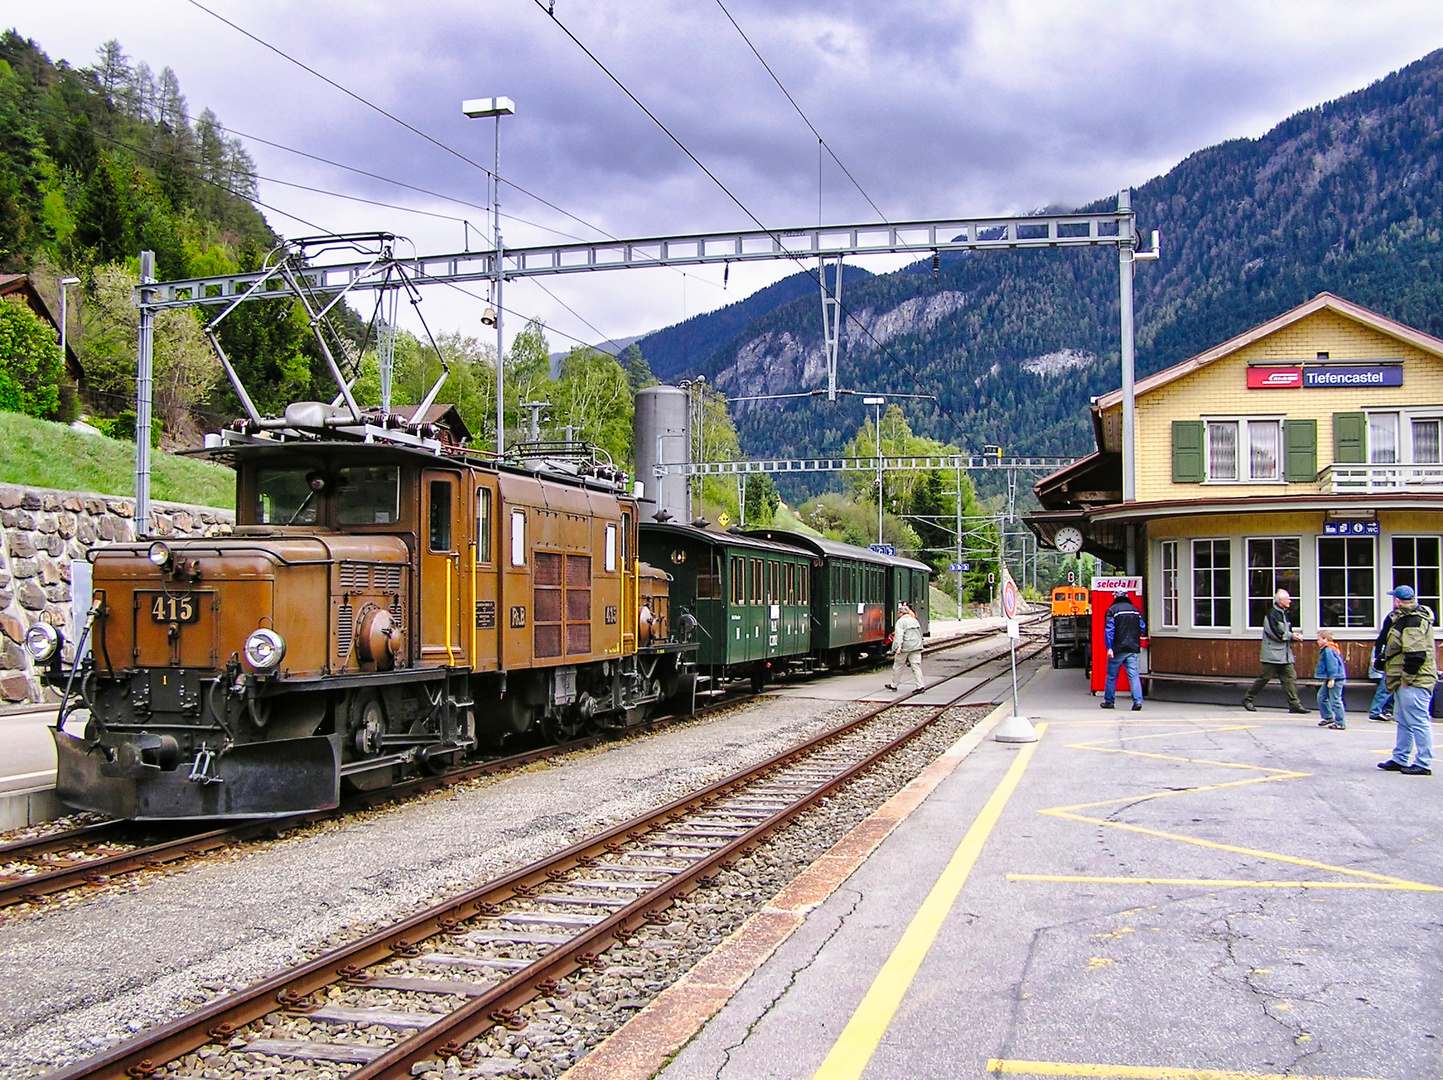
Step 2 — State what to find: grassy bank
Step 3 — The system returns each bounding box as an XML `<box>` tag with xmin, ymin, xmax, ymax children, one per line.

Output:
<box><xmin>0</xmin><ymin>413</ymin><xmax>235</xmax><ymax>510</ymax></box>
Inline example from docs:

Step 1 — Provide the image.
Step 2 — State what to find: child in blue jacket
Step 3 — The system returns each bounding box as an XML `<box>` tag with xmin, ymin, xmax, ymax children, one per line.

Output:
<box><xmin>1314</xmin><ymin>629</ymin><xmax>1347</xmax><ymax>729</ymax></box>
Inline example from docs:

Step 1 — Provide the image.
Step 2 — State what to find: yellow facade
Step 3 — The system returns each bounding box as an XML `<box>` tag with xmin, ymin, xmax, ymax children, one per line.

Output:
<box><xmin>1100</xmin><ymin>307</ymin><xmax>1443</xmax><ymax>502</ymax></box>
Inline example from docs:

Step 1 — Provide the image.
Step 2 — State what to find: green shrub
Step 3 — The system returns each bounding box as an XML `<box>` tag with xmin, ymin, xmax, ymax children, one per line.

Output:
<box><xmin>0</xmin><ymin>297</ymin><xmax>64</xmax><ymax>419</ymax></box>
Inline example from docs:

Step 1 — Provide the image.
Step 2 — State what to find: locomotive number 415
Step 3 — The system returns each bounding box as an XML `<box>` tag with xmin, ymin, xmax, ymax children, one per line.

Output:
<box><xmin>151</xmin><ymin>594</ymin><xmax>199</xmax><ymax>623</ymax></box>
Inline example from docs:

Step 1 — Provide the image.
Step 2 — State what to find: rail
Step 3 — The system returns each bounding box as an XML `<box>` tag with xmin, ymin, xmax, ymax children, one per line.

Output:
<box><xmin>44</xmin><ymin>635</ymin><xmax>1048</xmax><ymax>1079</ymax></box>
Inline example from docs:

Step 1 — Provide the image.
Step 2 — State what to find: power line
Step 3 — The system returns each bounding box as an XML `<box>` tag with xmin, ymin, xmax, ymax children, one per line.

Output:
<box><xmin>228</xmin><ymin>127</ymin><xmax>598</xmax><ymax>244</ymax></box>
<box><xmin>532</xmin><ymin>1</ymin><xmax>968</xmax><ymax>446</ymax></box>
<box><xmin>712</xmin><ymin>0</ymin><xmax>888</xmax><ymax>223</ymax></box>
<box><xmin>183</xmin><ymin>0</ymin><xmax>617</xmax><ymax>244</ymax></box>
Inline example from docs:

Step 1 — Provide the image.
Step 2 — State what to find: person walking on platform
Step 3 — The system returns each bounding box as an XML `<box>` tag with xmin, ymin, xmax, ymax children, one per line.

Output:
<box><xmin>1369</xmin><ymin>599</ymin><xmax>1401</xmax><ymax>722</ymax></box>
<box><xmin>1377</xmin><ymin>585</ymin><xmax>1435</xmax><ymax>776</ymax></box>
<box><xmin>1100</xmin><ymin>590</ymin><xmax>1145</xmax><ymax>711</ymax></box>
<box><xmin>885</xmin><ymin>602</ymin><xmax>925</xmax><ymax>692</ymax></box>
<box><xmin>1314</xmin><ymin>629</ymin><xmax>1347</xmax><ymax>729</ymax></box>
<box><xmin>1243</xmin><ymin>589</ymin><xmax>1307</xmax><ymax>713</ymax></box>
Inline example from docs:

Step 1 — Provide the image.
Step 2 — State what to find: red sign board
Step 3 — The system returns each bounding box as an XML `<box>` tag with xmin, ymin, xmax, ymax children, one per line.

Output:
<box><xmin>1247</xmin><ymin>367</ymin><xmax>1303</xmax><ymax>389</ymax></box>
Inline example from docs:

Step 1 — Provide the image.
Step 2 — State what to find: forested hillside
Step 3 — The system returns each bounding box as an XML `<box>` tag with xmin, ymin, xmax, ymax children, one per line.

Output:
<box><xmin>629</xmin><ymin>48</ymin><xmax>1443</xmax><ymax>468</ymax></box>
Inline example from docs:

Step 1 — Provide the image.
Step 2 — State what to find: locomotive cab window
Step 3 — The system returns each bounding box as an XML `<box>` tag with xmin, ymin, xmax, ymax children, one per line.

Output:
<box><xmin>335</xmin><ymin>466</ymin><xmax>400</xmax><ymax>525</ymax></box>
<box><xmin>255</xmin><ymin>468</ymin><xmax>321</xmax><ymax>525</ymax></box>
<box><xmin>510</xmin><ymin>509</ymin><xmax>527</xmax><ymax>566</ymax></box>
<box><xmin>605</xmin><ymin>523</ymin><xmax>618</xmax><ymax>572</ymax></box>
<box><xmin>476</xmin><ymin>487</ymin><xmax>493</xmax><ymax>563</ymax></box>
<box><xmin>429</xmin><ymin>480</ymin><xmax>453</xmax><ymax>552</ymax></box>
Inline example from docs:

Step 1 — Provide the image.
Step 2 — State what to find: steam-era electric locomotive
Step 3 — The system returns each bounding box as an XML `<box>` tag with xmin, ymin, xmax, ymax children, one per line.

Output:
<box><xmin>33</xmin><ymin>405</ymin><xmax>696</xmax><ymax>820</ymax></box>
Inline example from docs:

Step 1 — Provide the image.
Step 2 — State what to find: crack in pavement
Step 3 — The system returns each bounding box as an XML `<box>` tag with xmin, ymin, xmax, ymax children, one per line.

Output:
<box><xmin>711</xmin><ymin>887</ymin><xmax>864</xmax><ymax>1080</ymax></box>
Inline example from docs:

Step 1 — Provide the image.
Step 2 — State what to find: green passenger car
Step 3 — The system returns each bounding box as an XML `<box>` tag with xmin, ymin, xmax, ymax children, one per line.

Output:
<box><xmin>743</xmin><ymin>530</ymin><xmax>897</xmax><ymax>667</ymax></box>
<box><xmin>639</xmin><ymin>523</ymin><xmax>815</xmax><ymax>690</ymax></box>
<box><xmin>887</xmin><ymin>555</ymin><xmax>932</xmax><ymax>638</ymax></box>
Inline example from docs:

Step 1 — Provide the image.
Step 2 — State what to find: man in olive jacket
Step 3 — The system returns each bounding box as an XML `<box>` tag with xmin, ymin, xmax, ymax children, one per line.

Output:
<box><xmin>1243</xmin><ymin>589</ymin><xmax>1307</xmax><ymax>713</ymax></box>
<box><xmin>1378</xmin><ymin>585</ymin><xmax>1435</xmax><ymax>775</ymax></box>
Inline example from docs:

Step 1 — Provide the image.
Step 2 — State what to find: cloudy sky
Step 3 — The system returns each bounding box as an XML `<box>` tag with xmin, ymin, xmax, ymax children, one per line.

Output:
<box><xmin>13</xmin><ymin>1</ymin><xmax>1443</xmax><ymax>354</ymax></box>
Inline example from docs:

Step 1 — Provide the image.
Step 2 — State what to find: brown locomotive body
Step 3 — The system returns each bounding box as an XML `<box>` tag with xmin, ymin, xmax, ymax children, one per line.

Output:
<box><xmin>47</xmin><ymin>431</ymin><xmax>695</xmax><ymax>819</ymax></box>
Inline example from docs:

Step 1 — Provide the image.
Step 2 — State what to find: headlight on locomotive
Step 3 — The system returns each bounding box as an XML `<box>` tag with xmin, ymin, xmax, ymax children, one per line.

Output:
<box><xmin>243</xmin><ymin>628</ymin><xmax>286</xmax><ymax>670</ymax></box>
<box><xmin>147</xmin><ymin>540</ymin><xmax>173</xmax><ymax>569</ymax></box>
<box><xmin>24</xmin><ymin>623</ymin><xmax>61</xmax><ymax>663</ymax></box>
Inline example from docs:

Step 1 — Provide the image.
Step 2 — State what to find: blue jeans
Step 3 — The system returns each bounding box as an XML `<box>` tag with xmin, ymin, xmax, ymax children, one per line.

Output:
<box><xmin>1317</xmin><ymin>683</ymin><xmax>1345</xmax><ymax>726</ymax></box>
<box><xmin>1369</xmin><ymin>679</ymin><xmax>1393</xmax><ymax>718</ymax></box>
<box><xmin>1104</xmin><ymin>652</ymin><xmax>1142</xmax><ymax>705</ymax></box>
<box><xmin>1391</xmin><ymin>685</ymin><xmax>1434</xmax><ymax>768</ymax></box>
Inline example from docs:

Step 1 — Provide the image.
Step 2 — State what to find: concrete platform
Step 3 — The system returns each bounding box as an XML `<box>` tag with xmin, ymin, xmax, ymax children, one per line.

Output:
<box><xmin>0</xmin><ymin>704</ymin><xmax>66</xmax><ymax>830</ymax></box>
<box><xmin>573</xmin><ymin>660</ymin><xmax>1441</xmax><ymax>1080</ymax></box>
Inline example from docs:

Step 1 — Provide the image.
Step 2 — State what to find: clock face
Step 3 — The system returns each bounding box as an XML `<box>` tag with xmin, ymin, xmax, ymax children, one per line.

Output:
<box><xmin>1055</xmin><ymin>527</ymin><xmax>1084</xmax><ymax>554</ymax></box>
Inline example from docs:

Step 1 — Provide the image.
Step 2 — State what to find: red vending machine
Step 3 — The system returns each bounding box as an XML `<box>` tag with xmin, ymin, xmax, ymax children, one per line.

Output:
<box><xmin>1090</xmin><ymin>575</ymin><xmax>1146</xmax><ymax>695</ymax></box>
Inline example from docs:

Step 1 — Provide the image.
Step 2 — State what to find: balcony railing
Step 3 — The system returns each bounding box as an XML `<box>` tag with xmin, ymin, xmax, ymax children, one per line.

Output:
<box><xmin>1322</xmin><ymin>463</ymin><xmax>1443</xmax><ymax>493</ymax></box>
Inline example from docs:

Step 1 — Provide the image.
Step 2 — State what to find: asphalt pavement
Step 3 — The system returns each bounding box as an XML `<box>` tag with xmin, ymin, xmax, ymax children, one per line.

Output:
<box><xmin>650</xmin><ymin>663</ymin><xmax>1441</xmax><ymax>1080</ymax></box>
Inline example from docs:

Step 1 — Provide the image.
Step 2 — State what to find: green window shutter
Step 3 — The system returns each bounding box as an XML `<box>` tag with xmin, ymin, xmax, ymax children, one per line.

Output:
<box><xmin>1284</xmin><ymin>419</ymin><xmax>1317</xmax><ymax>482</ymax></box>
<box><xmin>1333</xmin><ymin>412</ymin><xmax>1366</xmax><ymax>463</ymax></box>
<box><xmin>1172</xmin><ymin>420</ymin><xmax>1204</xmax><ymax>483</ymax></box>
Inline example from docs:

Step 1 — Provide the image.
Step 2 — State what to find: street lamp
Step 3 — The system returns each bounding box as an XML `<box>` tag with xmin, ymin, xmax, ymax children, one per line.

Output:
<box><xmin>59</xmin><ymin>276</ymin><xmax>79</xmax><ymax>368</ymax></box>
<box><xmin>462</xmin><ymin>95</ymin><xmax>515</xmax><ymax>455</ymax></box>
<box><xmin>864</xmin><ymin>396</ymin><xmax>885</xmax><ymax>544</ymax></box>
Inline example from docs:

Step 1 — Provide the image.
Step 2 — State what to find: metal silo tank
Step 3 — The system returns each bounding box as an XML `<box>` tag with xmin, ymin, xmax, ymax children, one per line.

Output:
<box><xmin>634</xmin><ymin>385</ymin><xmax>690</xmax><ymax>523</ymax></box>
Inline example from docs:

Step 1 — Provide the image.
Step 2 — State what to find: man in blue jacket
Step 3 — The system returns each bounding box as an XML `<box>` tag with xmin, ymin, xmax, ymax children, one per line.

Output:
<box><xmin>1101</xmin><ymin>590</ymin><xmax>1145</xmax><ymax>711</ymax></box>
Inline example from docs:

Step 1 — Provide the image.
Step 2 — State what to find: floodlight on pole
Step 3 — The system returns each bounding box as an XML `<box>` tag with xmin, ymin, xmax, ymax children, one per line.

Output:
<box><xmin>462</xmin><ymin>96</ymin><xmax>515</xmax><ymax>455</ymax></box>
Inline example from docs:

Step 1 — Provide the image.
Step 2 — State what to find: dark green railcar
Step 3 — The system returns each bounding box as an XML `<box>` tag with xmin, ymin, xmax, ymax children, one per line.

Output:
<box><xmin>743</xmin><ymin>530</ymin><xmax>894</xmax><ymax>667</ymax></box>
<box><xmin>886</xmin><ymin>554</ymin><xmax>932</xmax><ymax>638</ymax></box>
<box><xmin>639</xmin><ymin>523</ymin><xmax>814</xmax><ymax>691</ymax></box>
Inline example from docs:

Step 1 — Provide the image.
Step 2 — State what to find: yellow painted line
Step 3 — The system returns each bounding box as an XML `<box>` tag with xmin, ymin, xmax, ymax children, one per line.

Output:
<box><xmin>1069</xmin><ymin>725</ymin><xmax>1258</xmax><ymax>746</ymax></box>
<box><xmin>986</xmin><ymin>1059</ymin><xmax>1388</xmax><ymax>1080</ymax></box>
<box><xmin>1008</xmin><ymin>874</ymin><xmax>1442</xmax><ymax>892</ymax></box>
<box><xmin>1044</xmin><ymin>771</ymin><xmax>1305</xmax><ymax>816</ymax></box>
<box><xmin>1044</xmin><ymin>811</ymin><xmax>1433</xmax><ymax>887</ymax></box>
<box><xmin>810</xmin><ymin>726</ymin><xmax>1047</xmax><ymax>1080</ymax></box>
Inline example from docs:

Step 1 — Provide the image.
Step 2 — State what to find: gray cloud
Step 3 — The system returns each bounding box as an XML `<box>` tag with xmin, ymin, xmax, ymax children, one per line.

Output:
<box><xmin>12</xmin><ymin>0</ymin><xmax>1443</xmax><ymax>345</ymax></box>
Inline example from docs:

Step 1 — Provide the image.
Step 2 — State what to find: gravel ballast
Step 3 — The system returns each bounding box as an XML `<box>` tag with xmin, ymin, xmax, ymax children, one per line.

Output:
<box><xmin>0</xmin><ymin>684</ymin><xmax>994</xmax><ymax>1077</ymax></box>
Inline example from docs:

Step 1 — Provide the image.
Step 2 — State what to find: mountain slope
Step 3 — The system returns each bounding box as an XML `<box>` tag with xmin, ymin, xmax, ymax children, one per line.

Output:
<box><xmin>636</xmin><ymin>48</ymin><xmax>1443</xmax><ymax>466</ymax></box>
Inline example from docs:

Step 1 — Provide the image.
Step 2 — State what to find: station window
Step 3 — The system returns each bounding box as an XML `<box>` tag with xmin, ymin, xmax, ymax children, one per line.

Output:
<box><xmin>429</xmin><ymin>480</ymin><xmax>453</xmax><ymax>552</ymax></box>
<box><xmin>1391</xmin><ymin>536</ymin><xmax>1441</xmax><ymax>618</ymax></box>
<box><xmin>1246</xmin><ymin>538</ymin><xmax>1301</xmax><ymax>627</ymax></box>
<box><xmin>1205</xmin><ymin>418</ymin><xmax>1283</xmax><ymax>482</ymax></box>
<box><xmin>1192</xmin><ymin>539</ymin><xmax>1231</xmax><ymax>628</ymax></box>
<box><xmin>1160</xmin><ymin>541</ymin><xmax>1178</xmax><ymax>629</ymax></box>
<box><xmin>1318</xmin><ymin>536</ymin><xmax>1375</xmax><ymax>628</ymax></box>
<box><xmin>476</xmin><ymin>487</ymin><xmax>493</xmax><ymax>563</ymax></box>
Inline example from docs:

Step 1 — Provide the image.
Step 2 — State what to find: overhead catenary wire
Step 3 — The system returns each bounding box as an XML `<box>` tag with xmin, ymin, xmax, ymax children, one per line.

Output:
<box><xmin>532</xmin><ymin>0</ymin><xmax>968</xmax><ymax>445</ymax></box>
<box><xmin>183</xmin><ymin>0</ymin><xmax>617</xmax><ymax>246</ymax></box>
<box><xmin>713</xmin><ymin>0</ymin><xmax>889</xmax><ymax>224</ymax></box>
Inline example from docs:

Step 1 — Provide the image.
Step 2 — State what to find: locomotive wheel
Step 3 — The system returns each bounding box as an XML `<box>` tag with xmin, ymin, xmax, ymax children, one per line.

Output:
<box><xmin>540</xmin><ymin>710</ymin><xmax>586</xmax><ymax>744</ymax></box>
<box><xmin>350</xmin><ymin>692</ymin><xmax>386</xmax><ymax>758</ymax></box>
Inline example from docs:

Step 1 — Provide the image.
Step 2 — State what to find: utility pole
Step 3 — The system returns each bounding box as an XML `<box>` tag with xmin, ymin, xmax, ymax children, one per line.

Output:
<box><xmin>135</xmin><ymin>250</ymin><xmax>155</xmax><ymax>539</ymax></box>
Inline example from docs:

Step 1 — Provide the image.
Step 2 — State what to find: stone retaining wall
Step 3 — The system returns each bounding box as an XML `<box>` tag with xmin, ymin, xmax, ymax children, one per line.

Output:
<box><xmin>0</xmin><ymin>485</ymin><xmax>233</xmax><ymax>703</ymax></box>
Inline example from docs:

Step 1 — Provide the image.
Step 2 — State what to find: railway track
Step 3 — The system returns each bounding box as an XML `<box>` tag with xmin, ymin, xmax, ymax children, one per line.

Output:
<box><xmin>1</xmin><ymin>621</ymin><xmax>1035</xmax><ymax>911</ymax></box>
<box><xmin>47</xmin><ymin>634</ymin><xmax>1048</xmax><ymax>1080</ymax></box>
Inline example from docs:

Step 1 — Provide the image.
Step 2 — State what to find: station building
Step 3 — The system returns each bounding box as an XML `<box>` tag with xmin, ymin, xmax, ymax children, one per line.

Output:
<box><xmin>1027</xmin><ymin>292</ymin><xmax>1443</xmax><ymax>681</ymax></box>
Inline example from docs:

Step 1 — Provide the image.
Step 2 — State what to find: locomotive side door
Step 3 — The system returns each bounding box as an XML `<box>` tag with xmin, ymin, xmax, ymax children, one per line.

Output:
<box><xmin>420</xmin><ymin>469</ymin><xmax>468</xmax><ymax>667</ymax></box>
